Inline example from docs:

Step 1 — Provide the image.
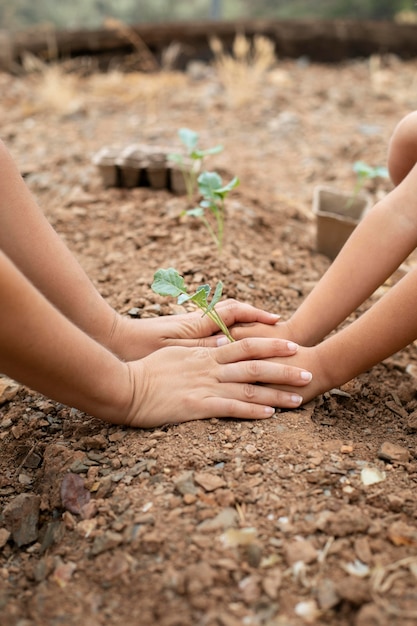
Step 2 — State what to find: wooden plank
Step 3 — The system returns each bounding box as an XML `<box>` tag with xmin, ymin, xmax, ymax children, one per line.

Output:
<box><xmin>1</xmin><ymin>18</ymin><xmax>417</xmax><ymax>72</ymax></box>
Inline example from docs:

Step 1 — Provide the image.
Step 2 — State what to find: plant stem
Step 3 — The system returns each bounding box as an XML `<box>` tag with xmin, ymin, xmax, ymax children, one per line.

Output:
<box><xmin>205</xmin><ymin>309</ymin><xmax>235</xmax><ymax>342</ymax></box>
<box><xmin>201</xmin><ymin>215</ymin><xmax>220</xmax><ymax>250</ymax></box>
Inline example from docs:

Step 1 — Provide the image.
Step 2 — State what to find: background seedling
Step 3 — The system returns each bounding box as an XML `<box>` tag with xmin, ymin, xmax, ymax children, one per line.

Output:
<box><xmin>168</xmin><ymin>128</ymin><xmax>223</xmax><ymax>201</ymax></box>
<box><xmin>346</xmin><ymin>160</ymin><xmax>389</xmax><ymax>208</ymax></box>
<box><xmin>185</xmin><ymin>170</ymin><xmax>239</xmax><ymax>252</ymax></box>
<box><xmin>151</xmin><ymin>267</ymin><xmax>234</xmax><ymax>342</ymax></box>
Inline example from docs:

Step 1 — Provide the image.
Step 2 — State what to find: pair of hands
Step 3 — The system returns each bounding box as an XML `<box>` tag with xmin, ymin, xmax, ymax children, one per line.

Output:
<box><xmin>107</xmin><ymin>300</ymin><xmax>322</xmax><ymax>428</ymax></box>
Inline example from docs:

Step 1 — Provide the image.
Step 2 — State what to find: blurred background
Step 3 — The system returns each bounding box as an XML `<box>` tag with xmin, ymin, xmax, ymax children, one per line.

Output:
<box><xmin>1</xmin><ymin>0</ymin><xmax>417</xmax><ymax>31</ymax></box>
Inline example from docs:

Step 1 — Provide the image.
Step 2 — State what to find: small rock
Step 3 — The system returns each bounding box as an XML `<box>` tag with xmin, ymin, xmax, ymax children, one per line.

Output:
<box><xmin>50</xmin><ymin>559</ymin><xmax>77</xmax><ymax>587</ymax></box>
<box><xmin>244</xmin><ymin>543</ymin><xmax>263</xmax><ymax>568</ymax></box>
<box><xmin>387</xmin><ymin>520</ymin><xmax>417</xmax><ymax>546</ymax></box>
<box><xmin>194</xmin><ymin>472</ymin><xmax>226</xmax><ymax>492</ymax></box>
<box><xmin>185</xmin><ymin>562</ymin><xmax>215</xmax><ymax>594</ymax></box>
<box><xmin>407</xmin><ymin>410</ymin><xmax>417</xmax><ymax>431</ymax></box>
<box><xmin>3</xmin><ymin>493</ymin><xmax>40</xmax><ymax>547</ymax></box>
<box><xmin>183</xmin><ymin>493</ymin><xmax>197</xmax><ymax>505</ymax></box>
<box><xmin>294</xmin><ymin>599</ymin><xmax>320</xmax><ymax>623</ymax></box>
<box><xmin>334</xmin><ymin>576</ymin><xmax>371</xmax><ymax>605</ymax></box>
<box><xmin>284</xmin><ymin>538</ymin><xmax>318</xmax><ymax>565</ymax></box>
<box><xmin>60</xmin><ymin>473</ymin><xmax>91</xmax><ymax>515</ymax></box>
<box><xmin>79</xmin><ymin>434</ymin><xmax>107</xmax><ymax>450</ymax></box>
<box><xmin>355</xmin><ymin>602</ymin><xmax>389</xmax><ymax>626</ymax></box>
<box><xmin>90</xmin><ymin>530</ymin><xmax>123</xmax><ymax>555</ymax></box>
<box><xmin>316</xmin><ymin>578</ymin><xmax>340</xmax><ymax>610</ymax></box>
<box><xmin>197</xmin><ymin>507</ymin><xmax>238</xmax><ymax>532</ymax></box>
<box><xmin>361</xmin><ymin>467</ymin><xmax>386</xmax><ymax>486</ymax></box>
<box><xmin>378</xmin><ymin>441</ymin><xmax>410</xmax><ymax>463</ymax></box>
<box><xmin>220</xmin><ymin>527</ymin><xmax>257</xmax><ymax>548</ymax></box>
<box><xmin>354</xmin><ymin>537</ymin><xmax>373</xmax><ymax>564</ymax></box>
<box><xmin>315</xmin><ymin>507</ymin><xmax>370</xmax><ymax>537</ymax></box>
<box><xmin>0</xmin><ymin>376</ymin><xmax>20</xmax><ymax>404</ymax></box>
<box><xmin>173</xmin><ymin>471</ymin><xmax>197</xmax><ymax>496</ymax></box>
<box><xmin>261</xmin><ymin>567</ymin><xmax>282</xmax><ymax>599</ymax></box>
<box><xmin>0</xmin><ymin>527</ymin><xmax>11</xmax><ymax>548</ymax></box>
<box><xmin>239</xmin><ymin>575</ymin><xmax>261</xmax><ymax>605</ymax></box>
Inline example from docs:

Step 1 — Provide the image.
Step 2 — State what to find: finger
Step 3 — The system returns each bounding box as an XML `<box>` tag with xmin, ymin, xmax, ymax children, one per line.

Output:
<box><xmin>215</xmin><ymin>300</ymin><xmax>280</xmax><ymax>326</ymax></box>
<box><xmin>203</xmin><ymin>385</ymin><xmax>304</xmax><ymax>419</ymax></box>
<box><xmin>215</xmin><ymin>337</ymin><xmax>300</xmax><ymax>364</ymax></box>
<box><xmin>219</xmin><ymin>359</ymin><xmax>311</xmax><ymax>386</ymax></box>
<box><xmin>230</xmin><ymin>324</ymin><xmax>278</xmax><ymax>340</ymax></box>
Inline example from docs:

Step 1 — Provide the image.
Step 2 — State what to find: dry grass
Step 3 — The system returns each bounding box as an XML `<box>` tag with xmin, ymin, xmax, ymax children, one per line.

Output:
<box><xmin>103</xmin><ymin>18</ymin><xmax>159</xmax><ymax>72</ymax></box>
<box><xmin>21</xmin><ymin>53</ymin><xmax>83</xmax><ymax>116</ymax></box>
<box><xmin>20</xmin><ymin>50</ymin><xmax>187</xmax><ymax>120</ymax></box>
<box><xmin>210</xmin><ymin>33</ymin><xmax>277</xmax><ymax>108</ymax></box>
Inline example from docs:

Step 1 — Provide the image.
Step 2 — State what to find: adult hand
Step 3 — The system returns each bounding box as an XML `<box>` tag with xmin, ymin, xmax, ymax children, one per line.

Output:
<box><xmin>121</xmin><ymin>338</ymin><xmax>313</xmax><ymax>428</ymax></box>
<box><xmin>109</xmin><ymin>299</ymin><xmax>284</xmax><ymax>360</ymax></box>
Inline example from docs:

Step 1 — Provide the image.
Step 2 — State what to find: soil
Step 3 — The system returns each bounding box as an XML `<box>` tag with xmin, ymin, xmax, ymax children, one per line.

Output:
<box><xmin>1</xmin><ymin>53</ymin><xmax>417</xmax><ymax>626</ymax></box>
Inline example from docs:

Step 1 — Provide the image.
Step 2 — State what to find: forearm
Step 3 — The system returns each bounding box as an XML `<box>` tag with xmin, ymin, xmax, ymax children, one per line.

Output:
<box><xmin>316</xmin><ymin>265</ymin><xmax>417</xmax><ymax>391</ymax></box>
<box><xmin>0</xmin><ymin>251</ymin><xmax>132</xmax><ymax>423</ymax></box>
<box><xmin>0</xmin><ymin>141</ymin><xmax>118</xmax><ymax>350</ymax></box>
<box><xmin>289</xmin><ymin>166</ymin><xmax>417</xmax><ymax>346</ymax></box>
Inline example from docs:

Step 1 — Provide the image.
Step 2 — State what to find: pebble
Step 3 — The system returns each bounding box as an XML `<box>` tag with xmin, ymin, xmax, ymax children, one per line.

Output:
<box><xmin>0</xmin><ymin>376</ymin><xmax>20</xmax><ymax>404</ymax></box>
<box><xmin>316</xmin><ymin>578</ymin><xmax>340</xmax><ymax>610</ymax></box>
<box><xmin>378</xmin><ymin>441</ymin><xmax>410</xmax><ymax>463</ymax></box>
<box><xmin>173</xmin><ymin>470</ymin><xmax>197</xmax><ymax>495</ymax></box>
<box><xmin>334</xmin><ymin>576</ymin><xmax>371</xmax><ymax>605</ymax></box>
<box><xmin>284</xmin><ymin>538</ymin><xmax>318</xmax><ymax>565</ymax></box>
<box><xmin>194</xmin><ymin>471</ymin><xmax>226</xmax><ymax>492</ymax></box>
<box><xmin>185</xmin><ymin>562</ymin><xmax>215</xmax><ymax>594</ymax></box>
<box><xmin>0</xmin><ymin>527</ymin><xmax>11</xmax><ymax>548</ymax></box>
<box><xmin>315</xmin><ymin>507</ymin><xmax>370</xmax><ymax>537</ymax></box>
<box><xmin>3</xmin><ymin>493</ymin><xmax>40</xmax><ymax>547</ymax></box>
<box><xmin>90</xmin><ymin>530</ymin><xmax>123</xmax><ymax>555</ymax></box>
<box><xmin>261</xmin><ymin>567</ymin><xmax>283</xmax><ymax>599</ymax></box>
<box><xmin>387</xmin><ymin>520</ymin><xmax>417</xmax><ymax>547</ymax></box>
<box><xmin>197</xmin><ymin>507</ymin><xmax>238</xmax><ymax>532</ymax></box>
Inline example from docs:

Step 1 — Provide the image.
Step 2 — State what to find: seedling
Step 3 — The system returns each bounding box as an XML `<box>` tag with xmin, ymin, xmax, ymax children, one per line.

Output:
<box><xmin>168</xmin><ymin>128</ymin><xmax>223</xmax><ymax>201</ymax></box>
<box><xmin>346</xmin><ymin>160</ymin><xmax>389</xmax><ymax>209</ymax></box>
<box><xmin>185</xmin><ymin>170</ymin><xmax>239</xmax><ymax>252</ymax></box>
<box><xmin>151</xmin><ymin>267</ymin><xmax>234</xmax><ymax>342</ymax></box>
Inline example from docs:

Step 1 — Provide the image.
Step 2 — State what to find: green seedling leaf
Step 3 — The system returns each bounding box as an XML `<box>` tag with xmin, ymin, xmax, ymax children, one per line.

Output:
<box><xmin>216</xmin><ymin>176</ymin><xmax>240</xmax><ymax>197</ymax></box>
<box><xmin>198</xmin><ymin>171</ymin><xmax>240</xmax><ymax>200</ymax></box>
<box><xmin>188</xmin><ymin>284</ymin><xmax>211</xmax><ymax>308</ymax></box>
<box><xmin>167</xmin><ymin>152</ymin><xmax>184</xmax><ymax>165</ymax></box>
<box><xmin>151</xmin><ymin>268</ymin><xmax>186</xmax><ymax>298</ymax></box>
<box><xmin>198</xmin><ymin>170</ymin><xmax>223</xmax><ymax>195</ymax></box>
<box><xmin>178</xmin><ymin>128</ymin><xmax>199</xmax><ymax>152</ymax></box>
<box><xmin>206</xmin><ymin>281</ymin><xmax>223</xmax><ymax>313</ymax></box>
<box><xmin>191</xmin><ymin>145</ymin><xmax>223</xmax><ymax>160</ymax></box>
<box><xmin>186</xmin><ymin>207</ymin><xmax>205</xmax><ymax>217</ymax></box>
<box><xmin>151</xmin><ymin>268</ymin><xmax>234</xmax><ymax>342</ymax></box>
<box><xmin>353</xmin><ymin>161</ymin><xmax>389</xmax><ymax>180</ymax></box>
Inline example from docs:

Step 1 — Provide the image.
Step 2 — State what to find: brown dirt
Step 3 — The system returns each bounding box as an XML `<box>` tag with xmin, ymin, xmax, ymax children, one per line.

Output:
<box><xmin>1</xmin><ymin>54</ymin><xmax>417</xmax><ymax>626</ymax></box>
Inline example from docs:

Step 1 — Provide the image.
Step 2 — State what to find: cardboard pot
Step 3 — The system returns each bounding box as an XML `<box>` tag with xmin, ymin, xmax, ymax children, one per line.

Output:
<box><xmin>313</xmin><ymin>186</ymin><xmax>372</xmax><ymax>260</ymax></box>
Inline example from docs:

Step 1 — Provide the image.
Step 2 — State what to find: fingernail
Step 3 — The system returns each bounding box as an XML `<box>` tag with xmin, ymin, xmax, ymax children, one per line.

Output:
<box><xmin>264</xmin><ymin>406</ymin><xmax>276</xmax><ymax>416</ymax></box>
<box><xmin>300</xmin><ymin>370</ymin><xmax>312</xmax><ymax>382</ymax></box>
<box><xmin>290</xmin><ymin>394</ymin><xmax>303</xmax><ymax>406</ymax></box>
<box><xmin>216</xmin><ymin>336</ymin><xmax>229</xmax><ymax>347</ymax></box>
<box><xmin>286</xmin><ymin>341</ymin><xmax>299</xmax><ymax>351</ymax></box>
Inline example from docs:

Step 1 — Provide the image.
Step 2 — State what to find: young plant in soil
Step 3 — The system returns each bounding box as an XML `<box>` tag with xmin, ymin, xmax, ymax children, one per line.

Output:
<box><xmin>168</xmin><ymin>128</ymin><xmax>223</xmax><ymax>201</ymax></box>
<box><xmin>346</xmin><ymin>160</ymin><xmax>389</xmax><ymax>209</ymax></box>
<box><xmin>185</xmin><ymin>170</ymin><xmax>240</xmax><ymax>252</ymax></box>
<box><xmin>151</xmin><ymin>267</ymin><xmax>234</xmax><ymax>342</ymax></box>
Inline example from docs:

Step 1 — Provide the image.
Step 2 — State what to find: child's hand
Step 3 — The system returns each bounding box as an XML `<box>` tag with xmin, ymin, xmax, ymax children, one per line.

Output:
<box><xmin>108</xmin><ymin>300</ymin><xmax>284</xmax><ymax>360</ymax></box>
<box><xmin>118</xmin><ymin>338</ymin><xmax>313</xmax><ymax>428</ymax></box>
<box><xmin>229</xmin><ymin>319</ymin><xmax>294</xmax><ymax>343</ymax></box>
<box><xmin>264</xmin><ymin>345</ymin><xmax>330</xmax><ymax>406</ymax></box>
